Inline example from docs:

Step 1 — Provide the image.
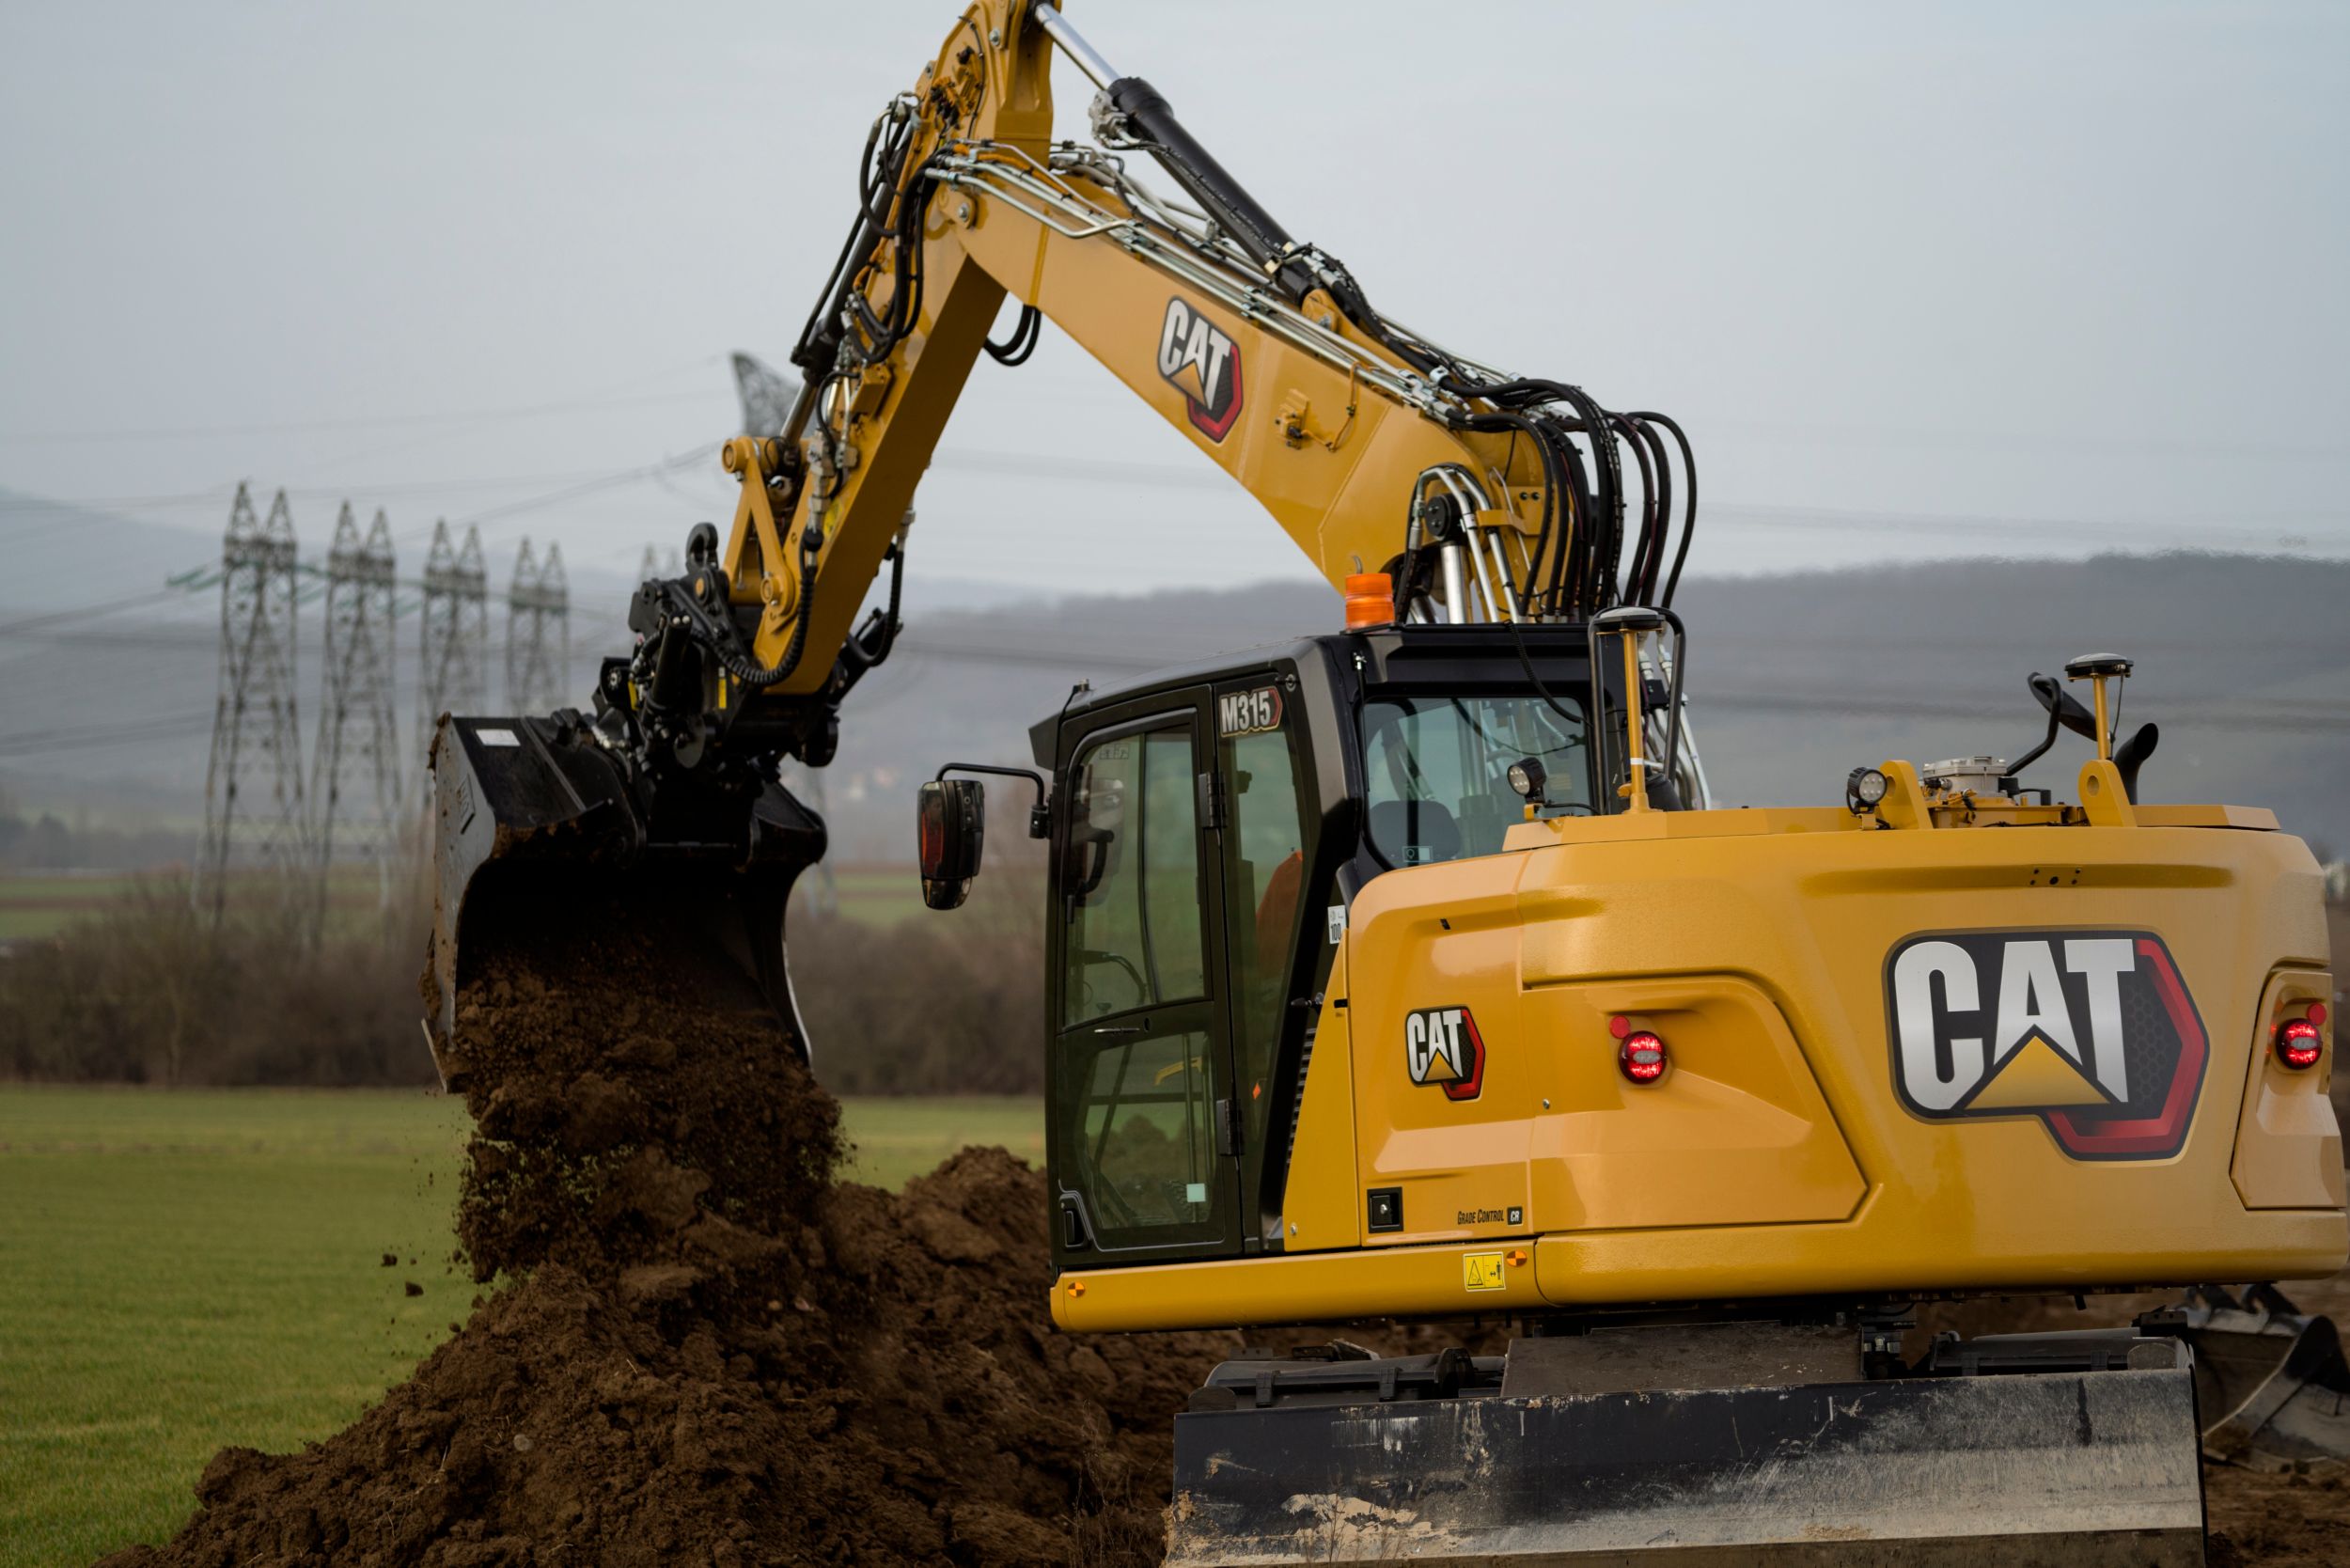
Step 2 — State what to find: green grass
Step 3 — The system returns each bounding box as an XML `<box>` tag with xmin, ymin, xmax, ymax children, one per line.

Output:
<box><xmin>793</xmin><ymin>862</ymin><xmax>933</xmax><ymax>930</ymax></box>
<box><xmin>0</xmin><ymin>1085</ymin><xmax>1042</xmax><ymax>1568</ymax></box>
<box><xmin>0</xmin><ymin>874</ymin><xmax>139</xmax><ymax>941</ymax></box>
<box><xmin>837</xmin><ymin>1093</ymin><xmax>1042</xmax><ymax>1188</ymax></box>
<box><xmin>0</xmin><ymin>869</ymin><xmax>403</xmax><ymax>945</ymax></box>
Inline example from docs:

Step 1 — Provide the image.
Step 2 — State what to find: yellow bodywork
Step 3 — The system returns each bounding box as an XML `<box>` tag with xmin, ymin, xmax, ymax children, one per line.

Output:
<box><xmin>1055</xmin><ymin>763</ymin><xmax>2344</xmax><ymax>1331</ymax></box>
<box><xmin>682</xmin><ymin>5</ymin><xmax>2346</xmax><ymax>1341</ymax></box>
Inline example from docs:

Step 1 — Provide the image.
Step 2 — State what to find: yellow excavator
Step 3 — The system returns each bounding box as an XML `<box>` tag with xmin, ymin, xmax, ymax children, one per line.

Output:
<box><xmin>427</xmin><ymin>4</ymin><xmax>2349</xmax><ymax>1560</ymax></box>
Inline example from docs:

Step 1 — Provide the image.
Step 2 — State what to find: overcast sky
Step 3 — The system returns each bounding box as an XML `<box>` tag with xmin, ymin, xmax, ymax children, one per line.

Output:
<box><xmin>3</xmin><ymin>0</ymin><xmax>2345</xmax><ymax>600</ymax></box>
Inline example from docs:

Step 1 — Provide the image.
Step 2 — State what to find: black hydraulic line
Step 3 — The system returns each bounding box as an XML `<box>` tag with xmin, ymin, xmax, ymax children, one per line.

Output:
<box><xmin>984</xmin><ymin>304</ymin><xmax>1041</xmax><ymax>366</ymax></box>
<box><xmin>1545</xmin><ymin>423</ymin><xmax>1597</xmax><ymax>615</ymax></box>
<box><xmin>714</xmin><ymin>523</ymin><xmax>823</xmax><ymax>691</ymax></box>
<box><xmin>1454</xmin><ymin>409</ymin><xmax>1561</xmax><ymax>609</ymax></box>
<box><xmin>794</xmin><ymin>107</ymin><xmax>909</xmax><ymax>379</ymax></box>
<box><xmin>1500</xmin><ymin>615</ymin><xmax>1590</xmax><ymax>738</ymax></box>
<box><xmin>839</xmin><ymin>539</ymin><xmax>907</xmax><ymax>673</ymax></box>
<box><xmin>1610</xmin><ymin>415</ymin><xmax>1659</xmax><ymax>605</ymax></box>
<box><xmin>1628</xmin><ymin>411</ymin><xmax>1697</xmax><ymax>607</ymax></box>
<box><xmin>1446</xmin><ymin>377</ymin><xmax>1623</xmax><ymax>615</ymax></box>
<box><xmin>1626</xmin><ymin>417</ymin><xmax>1672</xmax><ymax>604</ymax></box>
<box><xmin>846</xmin><ymin>165</ymin><xmax>933</xmax><ymax>365</ymax></box>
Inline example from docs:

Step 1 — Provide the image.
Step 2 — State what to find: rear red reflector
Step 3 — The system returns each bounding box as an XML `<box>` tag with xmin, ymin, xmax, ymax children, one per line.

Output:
<box><xmin>1620</xmin><ymin>1030</ymin><xmax>1668</xmax><ymax>1084</ymax></box>
<box><xmin>2277</xmin><ymin>1018</ymin><xmax>2323</xmax><ymax>1072</ymax></box>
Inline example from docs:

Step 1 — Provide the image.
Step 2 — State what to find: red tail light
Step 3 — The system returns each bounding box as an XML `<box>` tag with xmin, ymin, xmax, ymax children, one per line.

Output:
<box><xmin>1620</xmin><ymin>1029</ymin><xmax>1668</xmax><ymax>1084</ymax></box>
<box><xmin>2276</xmin><ymin>1017</ymin><xmax>2324</xmax><ymax>1071</ymax></box>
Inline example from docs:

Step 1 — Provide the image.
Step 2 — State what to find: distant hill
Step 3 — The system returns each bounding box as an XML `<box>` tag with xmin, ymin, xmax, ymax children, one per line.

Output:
<box><xmin>0</xmin><ymin>493</ymin><xmax>2340</xmax><ymax>860</ymax></box>
<box><xmin>818</xmin><ymin>553</ymin><xmax>2350</xmax><ymax>858</ymax></box>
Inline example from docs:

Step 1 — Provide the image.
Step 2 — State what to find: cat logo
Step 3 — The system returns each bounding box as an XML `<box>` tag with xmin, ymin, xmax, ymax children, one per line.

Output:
<box><xmin>1157</xmin><ymin>296</ymin><xmax>1243</xmax><ymax>441</ymax></box>
<box><xmin>1884</xmin><ymin>929</ymin><xmax>2207</xmax><ymax>1160</ymax></box>
<box><xmin>1405</xmin><ymin>1006</ymin><xmax>1485</xmax><ymax>1102</ymax></box>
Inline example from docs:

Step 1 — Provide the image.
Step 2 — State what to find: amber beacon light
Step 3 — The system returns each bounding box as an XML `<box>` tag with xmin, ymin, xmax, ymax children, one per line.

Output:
<box><xmin>1343</xmin><ymin>572</ymin><xmax>1395</xmax><ymax>629</ymax></box>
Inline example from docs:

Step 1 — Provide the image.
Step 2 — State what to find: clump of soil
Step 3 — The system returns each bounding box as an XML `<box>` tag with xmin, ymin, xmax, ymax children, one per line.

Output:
<box><xmin>100</xmin><ymin>889</ymin><xmax>1246</xmax><ymax>1567</ymax></box>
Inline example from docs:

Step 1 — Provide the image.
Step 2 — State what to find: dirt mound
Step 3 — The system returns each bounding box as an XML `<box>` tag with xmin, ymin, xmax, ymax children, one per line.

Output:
<box><xmin>106</xmin><ymin>1149</ymin><xmax>1228</xmax><ymax>1567</ymax></box>
<box><xmin>100</xmin><ymin>892</ymin><xmax>1245</xmax><ymax>1567</ymax></box>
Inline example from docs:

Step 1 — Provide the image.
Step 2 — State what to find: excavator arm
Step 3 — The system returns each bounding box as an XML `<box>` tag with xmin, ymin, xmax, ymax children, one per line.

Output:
<box><xmin>418</xmin><ymin>1</ymin><xmax>1698</xmax><ymax>1074</ymax></box>
<box><xmin>700</xmin><ymin>0</ymin><xmax>1691</xmax><ymax>717</ymax></box>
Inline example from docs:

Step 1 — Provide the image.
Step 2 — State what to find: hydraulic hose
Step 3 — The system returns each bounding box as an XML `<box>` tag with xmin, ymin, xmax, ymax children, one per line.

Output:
<box><xmin>1454</xmin><ymin>409</ymin><xmax>1561</xmax><ymax>611</ymax></box>
<box><xmin>983</xmin><ymin>305</ymin><xmax>1041</xmax><ymax>366</ymax></box>
<box><xmin>1611</xmin><ymin>415</ymin><xmax>1659</xmax><ymax>604</ymax></box>
<box><xmin>1627</xmin><ymin>411</ymin><xmax>1697</xmax><ymax>607</ymax></box>
<box><xmin>839</xmin><ymin>540</ymin><xmax>906</xmax><ymax>672</ymax></box>
<box><xmin>1446</xmin><ymin>377</ymin><xmax>1623</xmax><ymax>615</ymax></box>
<box><xmin>1626</xmin><ymin>417</ymin><xmax>1672</xmax><ymax>604</ymax></box>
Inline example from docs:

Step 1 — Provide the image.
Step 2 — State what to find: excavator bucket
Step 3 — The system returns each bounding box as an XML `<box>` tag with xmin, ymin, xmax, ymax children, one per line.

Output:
<box><xmin>1166</xmin><ymin>1325</ymin><xmax>2209</xmax><ymax>1566</ymax></box>
<box><xmin>2177</xmin><ymin>1285</ymin><xmax>2350</xmax><ymax>1471</ymax></box>
<box><xmin>422</xmin><ymin>713</ymin><xmax>823</xmax><ymax>1089</ymax></box>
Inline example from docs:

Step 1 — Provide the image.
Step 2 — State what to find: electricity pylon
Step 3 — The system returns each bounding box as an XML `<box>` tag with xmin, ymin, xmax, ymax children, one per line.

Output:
<box><xmin>196</xmin><ymin>484</ymin><xmax>307</xmax><ymax>921</ymax></box>
<box><xmin>504</xmin><ymin>538</ymin><xmax>569</xmax><ymax>713</ymax></box>
<box><xmin>310</xmin><ymin>504</ymin><xmax>402</xmax><ymax>919</ymax></box>
<box><xmin>418</xmin><ymin>519</ymin><xmax>488</xmax><ymax>751</ymax></box>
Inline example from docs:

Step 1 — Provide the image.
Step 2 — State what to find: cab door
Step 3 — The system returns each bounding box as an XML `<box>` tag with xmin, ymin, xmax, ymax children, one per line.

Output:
<box><xmin>1047</xmin><ymin>690</ymin><xmax>1241</xmax><ymax>1267</ymax></box>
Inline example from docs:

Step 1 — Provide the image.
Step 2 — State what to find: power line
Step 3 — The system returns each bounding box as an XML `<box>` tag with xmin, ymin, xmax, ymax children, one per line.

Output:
<box><xmin>0</xmin><ymin>385</ymin><xmax>728</xmax><ymax>446</ymax></box>
<box><xmin>0</xmin><ymin>710</ymin><xmax>218</xmax><ymax>757</ymax></box>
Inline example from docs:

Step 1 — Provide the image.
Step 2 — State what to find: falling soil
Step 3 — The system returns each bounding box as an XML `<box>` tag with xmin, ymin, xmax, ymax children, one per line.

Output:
<box><xmin>90</xmin><ymin>886</ymin><xmax>2350</xmax><ymax>1566</ymax></box>
<box><xmin>97</xmin><ymin>889</ymin><xmax>1273</xmax><ymax>1567</ymax></box>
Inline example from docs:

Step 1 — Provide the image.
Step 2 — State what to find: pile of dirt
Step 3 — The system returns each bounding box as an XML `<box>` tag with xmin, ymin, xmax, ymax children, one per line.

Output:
<box><xmin>99</xmin><ymin>890</ymin><xmax>1252</xmax><ymax>1568</ymax></box>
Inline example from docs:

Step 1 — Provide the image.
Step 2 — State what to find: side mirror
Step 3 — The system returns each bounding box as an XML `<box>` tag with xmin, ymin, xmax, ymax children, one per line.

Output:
<box><xmin>917</xmin><ymin>778</ymin><xmax>985</xmax><ymax>911</ymax></box>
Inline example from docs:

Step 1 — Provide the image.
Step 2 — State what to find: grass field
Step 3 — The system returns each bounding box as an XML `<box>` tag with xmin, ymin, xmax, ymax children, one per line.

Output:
<box><xmin>0</xmin><ymin>864</ymin><xmax>932</xmax><ymax>945</ymax></box>
<box><xmin>0</xmin><ymin>873</ymin><xmax>141</xmax><ymax>941</ymax></box>
<box><xmin>0</xmin><ymin>1086</ymin><xmax>1043</xmax><ymax>1568</ymax></box>
<box><xmin>790</xmin><ymin>862</ymin><xmax>932</xmax><ymax>929</ymax></box>
<box><xmin>0</xmin><ymin>869</ymin><xmax>420</xmax><ymax>945</ymax></box>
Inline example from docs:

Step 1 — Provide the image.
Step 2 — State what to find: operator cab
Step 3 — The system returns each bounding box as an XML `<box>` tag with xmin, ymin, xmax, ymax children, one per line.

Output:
<box><xmin>917</xmin><ymin>622</ymin><xmax>1705</xmax><ymax>1274</ymax></box>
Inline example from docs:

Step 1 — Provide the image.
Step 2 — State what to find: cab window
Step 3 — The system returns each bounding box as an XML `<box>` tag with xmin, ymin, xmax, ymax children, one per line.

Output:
<box><xmin>1360</xmin><ymin>694</ymin><xmax>1590</xmax><ymax>866</ymax></box>
<box><xmin>1061</xmin><ymin>726</ymin><xmax>1205</xmax><ymax>1023</ymax></box>
<box><xmin>1220</xmin><ymin>726</ymin><xmax>1307</xmax><ymax>1155</ymax></box>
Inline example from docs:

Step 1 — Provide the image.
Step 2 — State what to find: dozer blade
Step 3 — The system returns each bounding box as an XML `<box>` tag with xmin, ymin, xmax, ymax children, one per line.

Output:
<box><xmin>1167</xmin><ymin>1328</ymin><xmax>2206</xmax><ymax>1567</ymax></box>
<box><xmin>2176</xmin><ymin>1283</ymin><xmax>2350</xmax><ymax>1471</ymax></box>
<box><xmin>424</xmin><ymin>713</ymin><xmax>823</xmax><ymax>1089</ymax></box>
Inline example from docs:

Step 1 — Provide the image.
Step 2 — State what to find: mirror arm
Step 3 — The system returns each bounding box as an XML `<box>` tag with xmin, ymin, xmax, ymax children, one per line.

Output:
<box><xmin>935</xmin><ymin>762</ymin><xmax>1052</xmax><ymax>838</ymax></box>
